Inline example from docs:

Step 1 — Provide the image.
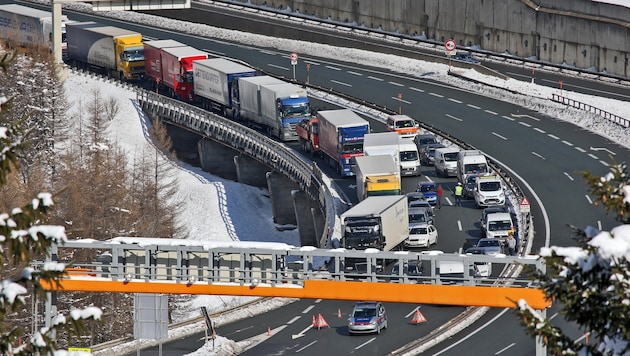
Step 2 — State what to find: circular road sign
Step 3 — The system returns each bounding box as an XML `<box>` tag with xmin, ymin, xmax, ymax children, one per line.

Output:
<box><xmin>444</xmin><ymin>40</ymin><xmax>456</xmax><ymax>52</ymax></box>
<box><xmin>290</xmin><ymin>53</ymin><xmax>298</xmax><ymax>61</ymax></box>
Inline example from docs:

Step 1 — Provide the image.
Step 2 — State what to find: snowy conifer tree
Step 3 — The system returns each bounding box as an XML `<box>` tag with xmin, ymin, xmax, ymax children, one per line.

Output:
<box><xmin>0</xmin><ymin>52</ymin><xmax>102</xmax><ymax>355</ymax></box>
<box><xmin>516</xmin><ymin>160</ymin><xmax>630</xmax><ymax>355</ymax></box>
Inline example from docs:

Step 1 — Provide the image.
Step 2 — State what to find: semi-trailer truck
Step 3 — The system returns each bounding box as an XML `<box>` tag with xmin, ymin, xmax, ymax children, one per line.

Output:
<box><xmin>144</xmin><ymin>40</ymin><xmax>209</xmax><ymax>102</ymax></box>
<box><xmin>0</xmin><ymin>4</ymin><xmax>72</xmax><ymax>57</ymax></box>
<box><xmin>317</xmin><ymin>109</ymin><xmax>370</xmax><ymax>177</ymax></box>
<box><xmin>237</xmin><ymin>75</ymin><xmax>311</xmax><ymax>141</ymax></box>
<box><xmin>192</xmin><ymin>57</ymin><xmax>257</xmax><ymax>117</ymax></box>
<box><xmin>340</xmin><ymin>195</ymin><xmax>409</xmax><ymax>251</ymax></box>
<box><xmin>66</xmin><ymin>22</ymin><xmax>144</xmax><ymax>81</ymax></box>
<box><xmin>296</xmin><ymin>116</ymin><xmax>320</xmax><ymax>156</ymax></box>
<box><xmin>354</xmin><ymin>155</ymin><xmax>401</xmax><ymax>201</ymax></box>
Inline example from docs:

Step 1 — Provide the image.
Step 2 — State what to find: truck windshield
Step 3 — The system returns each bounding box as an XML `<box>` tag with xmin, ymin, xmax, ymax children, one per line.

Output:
<box><xmin>341</xmin><ymin>142</ymin><xmax>363</xmax><ymax>154</ymax></box>
<box><xmin>282</xmin><ymin>103</ymin><xmax>310</xmax><ymax>117</ymax></box>
<box><xmin>122</xmin><ymin>47</ymin><xmax>145</xmax><ymax>62</ymax></box>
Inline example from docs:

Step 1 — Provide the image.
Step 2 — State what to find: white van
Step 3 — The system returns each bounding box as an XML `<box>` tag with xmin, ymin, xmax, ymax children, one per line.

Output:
<box><xmin>484</xmin><ymin>212</ymin><xmax>514</xmax><ymax>239</ymax></box>
<box><xmin>398</xmin><ymin>137</ymin><xmax>421</xmax><ymax>176</ymax></box>
<box><xmin>434</xmin><ymin>146</ymin><xmax>461</xmax><ymax>177</ymax></box>
<box><xmin>457</xmin><ymin>150</ymin><xmax>489</xmax><ymax>183</ymax></box>
<box><xmin>386</xmin><ymin>114</ymin><xmax>418</xmax><ymax>139</ymax></box>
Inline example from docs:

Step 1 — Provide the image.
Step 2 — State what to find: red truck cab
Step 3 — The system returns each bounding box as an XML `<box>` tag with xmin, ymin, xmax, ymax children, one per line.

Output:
<box><xmin>296</xmin><ymin>117</ymin><xmax>320</xmax><ymax>156</ymax></box>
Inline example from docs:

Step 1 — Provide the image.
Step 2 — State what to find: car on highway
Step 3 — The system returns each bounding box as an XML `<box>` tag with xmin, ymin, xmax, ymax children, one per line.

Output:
<box><xmin>480</xmin><ymin>205</ymin><xmax>510</xmax><ymax>234</ymax></box>
<box><xmin>348</xmin><ymin>301</ymin><xmax>388</xmax><ymax>335</ymax></box>
<box><xmin>463</xmin><ymin>174</ymin><xmax>477</xmax><ymax>199</ymax></box>
<box><xmin>413</xmin><ymin>134</ymin><xmax>437</xmax><ymax>149</ymax></box>
<box><xmin>419</xmin><ymin>143</ymin><xmax>445</xmax><ymax>166</ymax></box>
<box><xmin>405</xmin><ymin>222</ymin><xmax>438</xmax><ymax>248</ymax></box>
<box><xmin>408</xmin><ymin>206</ymin><xmax>433</xmax><ymax>225</ymax></box>
<box><xmin>473</xmin><ymin>174</ymin><xmax>505</xmax><ymax>208</ymax></box>
<box><xmin>468</xmin><ymin>238</ymin><xmax>503</xmax><ymax>255</ymax></box>
<box><xmin>416</xmin><ymin>182</ymin><xmax>438</xmax><ymax>205</ymax></box>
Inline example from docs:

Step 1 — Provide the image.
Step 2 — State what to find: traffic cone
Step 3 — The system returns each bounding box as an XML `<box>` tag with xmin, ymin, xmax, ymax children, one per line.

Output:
<box><xmin>267</xmin><ymin>326</ymin><xmax>271</xmax><ymax>336</ymax></box>
<box><xmin>313</xmin><ymin>313</ymin><xmax>330</xmax><ymax>329</ymax></box>
<box><xmin>337</xmin><ymin>308</ymin><xmax>342</xmax><ymax>318</ymax></box>
<box><xmin>410</xmin><ymin>309</ymin><xmax>427</xmax><ymax>324</ymax></box>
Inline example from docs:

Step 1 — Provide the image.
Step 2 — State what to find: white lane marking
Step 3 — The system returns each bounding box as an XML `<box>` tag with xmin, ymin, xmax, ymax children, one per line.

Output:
<box><xmin>325</xmin><ymin>65</ymin><xmax>341</xmax><ymax>71</ymax></box>
<box><xmin>368</xmin><ymin>76</ymin><xmax>384</xmax><ymax>81</ymax></box>
<box><xmin>409</xmin><ymin>87</ymin><xmax>425</xmax><ymax>92</ymax></box>
<box><xmin>296</xmin><ymin>340</ymin><xmax>318</xmax><ymax>352</ymax></box>
<box><xmin>315</xmin><ymin>299</ymin><xmax>322</xmax><ymax>303</ymax></box>
<box><xmin>484</xmin><ymin>109</ymin><xmax>498</xmax><ymax>115</ymax></box>
<box><xmin>347</xmin><ymin>71</ymin><xmax>363</xmax><ymax>76</ymax></box>
<box><xmin>467</xmin><ymin>104</ymin><xmax>481</xmax><ymax>109</ymax></box>
<box><xmin>548</xmin><ymin>134</ymin><xmax>560</xmax><ymax>140</ymax></box>
<box><xmin>564</xmin><ymin>172</ymin><xmax>574</xmax><ymax>181</ymax></box>
<box><xmin>518</xmin><ymin>121</ymin><xmax>531</xmax><ymax>127</ymax></box>
<box><xmin>268</xmin><ymin>63</ymin><xmax>289</xmax><ymax>71</ymax></box>
<box><xmin>457</xmin><ymin>220</ymin><xmax>463</xmax><ymax>231</ymax></box>
<box><xmin>531</xmin><ymin>152</ymin><xmax>546</xmax><ymax>160</ymax></box>
<box><xmin>331</xmin><ymin>79</ymin><xmax>352</xmax><ymax>87</ymax></box>
<box><xmin>502</xmin><ymin>115</ymin><xmax>515</xmax><ymax>121</ymax></box>
<box><xmin>561</xmin><ymin>140</ymin><xmax>574</xmax><ymax>146</ymax></box>
<box><xmin>405</xmin><ymin>306</ymin><xmax>421</xmax><ymax>318</ymax></box>
<box><xmin>492</xmin><ymin>132</ymin><xmax>507</xmax><ymax>140</ymax></box>
<box><xmin>533</xmin><ymin>128</ymin><xmax>546</xmax><ymax>133</ymax></box>
<box><xmin>446</xmin><ymin>114</ymin><xmax>463</xmax><ymax>121</ymax></box>
<box><xmin>429</xmin><ymin>92</ymin><xmax>444</xmax><ymax>98</ymax></box>
<box><xmin>588</xmin><ymin>153</ymin><xmax>598</xmax><ymax>160</ymax></box>
<box><xmin>287</xmin><ymin>316</ymin><xmax>301</xmax><ymax>324</ymax></box>
<box><xmin>292</xmin><ymin>324</ymin><xmax>314</xmax><ymax>340</ymax></box>
<box><xmin>302</xmin><ymin>305</ymin><xmax>315</xmax><ymax>314</ymax></box>
<box><xmin>355</xmin><ymin>337</ymin><xmax>376</xmax><ymax>349</ymax></box>
<box><xmin>389</xmin><ymin>81</ymin><xmax>404</xmax><ymax>87</ymax></box>
<box><xmin>511</xmin><ymin>113</ymin><xmax>540</xmax><ymax>121</ymax></box>
<box><xmin>598</xmin><ymin>221</ymin><xmax>603</xmax><ymax>230</ymax></box>
<box><xmin>444</xmin><ymin>197</ymin><xmax>453</xmax><ymax>205</ymax></box>
<box><xmin>574</xmin><ymin>147</ymin><xmax>586</xmax><ymax>153</ymax></box>
<box><xmin>599</xmin><ymin>160</ymin><xmax>609</xmax><ymax>166</ymax></box>
<box><xmin>448</xmin><ymin>98</ymin><xmax>463</xmax><ymax>104</ymax></box>
<box><xmin>392</xmin><ymin>97</ymin><xmax>411</xmax><ymax>104</ymax></box>
<box><xmin>590</xmin><ymin>146</ymin><xmax>616</xmax><ymax>155</ymax></box>
<box><xmin>495</xmin><ymin>343</ymin><xmax>516</xmax><ymax>354</ymax></box>
<box><xmin>585</xmin><ymin>195</ymin><xmax>593</xmax><ymax>204</ymax></box>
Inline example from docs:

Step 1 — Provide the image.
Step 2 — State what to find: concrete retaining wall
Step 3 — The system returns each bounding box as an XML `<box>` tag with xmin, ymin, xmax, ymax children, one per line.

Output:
<box><xmin>235</xmin><ymin>0</ymin><xmax>630</xmax><ymax>77</ymax></box>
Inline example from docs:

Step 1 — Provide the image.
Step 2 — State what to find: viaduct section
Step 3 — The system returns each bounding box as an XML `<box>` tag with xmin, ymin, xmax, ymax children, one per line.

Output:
<box><xmin>221</xmin><ymin>0</ymin><xmax>630</xmax><ymax>78</ymax></box>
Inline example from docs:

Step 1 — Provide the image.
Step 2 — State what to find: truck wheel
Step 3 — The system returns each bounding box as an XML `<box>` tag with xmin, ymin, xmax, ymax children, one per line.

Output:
<box><xmin>308</xmin><ymin>143</ymin><xmax>314</xmax><ymax>156</ymax></box>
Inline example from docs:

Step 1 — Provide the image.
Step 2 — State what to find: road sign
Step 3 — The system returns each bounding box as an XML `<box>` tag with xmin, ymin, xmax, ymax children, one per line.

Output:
<box><xmin>445</xmin><ymin>39</ymin><xmax>456</xmax><ymax>52</ymax></box>
<box><xmin>520</xmin><ymin>197</ymin><xmax>531</xmax><ymax>213</ymax></box>
<box><xmin>290</xmin><ymin>52</ymin><xmax>298</xmax><ymax>65</ymax></box>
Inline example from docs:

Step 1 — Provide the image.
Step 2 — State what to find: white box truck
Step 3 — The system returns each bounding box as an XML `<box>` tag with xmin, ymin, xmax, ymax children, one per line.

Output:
<box><xmin>399</xmin><ymin>137</ymin><xmax>421</xmax><ymax>176</ymax></box>
<box><xmin>353</xmin><ymin>155</ymin><xmax>401</xmax><ymax>201</ymax></box>
<box><xmin>363</xmin><ymin>132</ymin><xmax>400</xmax><ymax>168</ymax></box>
<box><xmin>340</xmin><ymin>195</ymin><xmax>409</xmax><ymax>251</ymax></box>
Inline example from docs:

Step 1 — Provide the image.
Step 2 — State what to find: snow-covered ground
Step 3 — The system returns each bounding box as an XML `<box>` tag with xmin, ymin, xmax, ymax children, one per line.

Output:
<box><xmin>49</xmin><ymin>4</ymin><xmax>630</xmax><ymax>355</ymax></box>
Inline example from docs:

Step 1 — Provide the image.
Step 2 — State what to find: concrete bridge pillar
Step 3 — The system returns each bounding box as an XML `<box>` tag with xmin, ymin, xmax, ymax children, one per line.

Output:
<box><xmin>291</xmin><ymin>190</ymin><xmax>324</xmax><ymax>247</ymax></box>
<box><xmin>266</xmin><ymin>171</ymin><xmax>299</xmax><ymax>226</ymax></box>
<box><xmin>198</xmin><ymin>138</ymin><xmax>238</xmax><ymax>181</ymax></box>
<box><xmin>234</xmin><ymin>155</ymin><xmax>270</xmax><ymax>188</ymax></box>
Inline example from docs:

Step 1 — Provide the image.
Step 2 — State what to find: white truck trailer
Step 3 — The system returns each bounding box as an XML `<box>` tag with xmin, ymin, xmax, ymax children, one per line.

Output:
<box><xmin>353</xmin><ymin>155</ymin><xmax>401</xmax><ymax>201</ymax></box>
<box><xmin>363</xmin><ymin>132</ymin><xmax>400</xmax><ymax>168</ymax></box>
<box><xmin>340</xmin><ymin>195</ymin><xmax>409</xmax><ymax>251</ymax></box>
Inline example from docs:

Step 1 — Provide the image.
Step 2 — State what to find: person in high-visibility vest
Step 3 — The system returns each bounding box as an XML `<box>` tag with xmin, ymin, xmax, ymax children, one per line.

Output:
<box><xmin>454</xmin><ymin>182</ymin><xmax>463</xmax><ymax>207</ymax></box>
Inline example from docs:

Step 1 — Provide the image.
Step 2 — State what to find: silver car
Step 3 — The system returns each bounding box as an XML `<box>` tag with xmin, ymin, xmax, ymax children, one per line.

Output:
<box><xmin>348</xmin><ymin>302</ymin><xmax>388</xmax><ymax>335</ymax></box>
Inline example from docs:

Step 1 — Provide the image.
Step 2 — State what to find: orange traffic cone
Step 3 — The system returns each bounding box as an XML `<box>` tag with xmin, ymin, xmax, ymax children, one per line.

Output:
<box><xmin>337</xmin><ymin>308</ymin><xmax>342</xmax><ymax>318</ymax></box>
<box><xmin>313</xmin><ymin>313</ymin><xmax>330</xmax><ymax>329</ymax></box>
<box><xmin>267</xmin><ymin>326</ymin><xmax>271</xmax><ymax>336</ymax></box>
<box><xmin>410</xmin><ymin>309</ymin><xmax>427</xmax><ymax>324</ymax></box>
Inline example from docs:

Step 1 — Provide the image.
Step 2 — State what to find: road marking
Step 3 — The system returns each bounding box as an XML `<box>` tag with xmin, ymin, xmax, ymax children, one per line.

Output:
<box><xmin>389</xmin><ymin>81</ymin><xmax>404</xmax><ymax>87</ymax></box>
<box><xmin>368</xmin><ymin>76</ymin><xmax>384</xmax><ymax>81</ymax></box>
<box><xmin>495</xmin><ymin>343</ymin><xmax>516</xmax><ymax>354</ymax></box>
<box><xmin>548</xmin><ymin>134</ymin><xmax>560</xmax><ymax>140</ymax></box>
<box><xmin>448</xmin><ymin>98</ymin><xmax>462</xmax><ymax>104</ymax></box>
<box><xmin>590</xmin><ymin>146</ymin><xmax>616</xmax><ymax>155</ymax></box>
<box><xmin>585</xmin><ymin>195</ymin><xmax>593</xmax><ymax>204</ymax></box>
<box><xmin>599</xmin><ymin>160</ymin><xmax>609</xmax><ymax>166</ymax></box>
<box><xmin>409</xmin><ymin>87</ymin><xmax>425</xmax><ymax>92</ymax></box>
<box><xmin>444</xmin><ymin>197</ymin><xmax>453</xmax><ymax>205</ymax></box>
<box><xmin>588</xmin><ymin>153</ymin><xmax>598</xmax><ymax>160</ymax></box>
<box><xmin>291</xmin><ymin>324</ymin><xmax>314</xmax><ymax>340</ymax></box>
<box><xmin>302</xmin><ymin>305</ymin><xmax>315</xmax><ymax>314</ymax></box>
<box><xmin>518</xmin><ymin>121</ymin><xmax>532</xmax><ymax>127</ymax></box>
<box><xmin>467</xmin><ymin>104</ymin><xmax>481</xmax><ymax>109</ymax></box>
<box><xmin>325</xmin><ymin>65</ymin><xmax>341</xmax><ymax>71</ymax></box>
<box><xmin>405</xmin><ymin>306</ymin><xmax>421</xmax><ymax>318</ymax></box>
<box><xmin>287</xmin><ymin>316</ymin><xmax>301</xmax><ymax>324</ymax></box>
<box><xmin>531</xmin><ymin>152</ymin><xmax>546</xmax><ymax>160</ymax></box>
<box><xmin>502</xmin><ymin>115</ymin><xmax>515</xmax><ymax>121</ymax></box>
<box><xmin>511</xmin><ymin>113</ymin><xmax>540</xmax><ymax>121</ymax></box>
<box><xmin>347</xmin><ymin>71</ymin><xmax>363</xmax><ymax>76</ymax></box>
<box><xmin>457</xmin><ymin>220</ymin><xmax>462</xmax><ymax>231</ymax></box>
<box><xmin>574</xmin><ymin>147</ymin><xmax>586</xmax><ymax>153</ymax></box>
<box><xmin>304</xmin><ymin>60</ymin><xmax>319</xmax><ymax>66</ymax></box>
<box><xmin>533</xmin><ymin>128</ymin><xmax>546</xmax><ymax>133</ymax></box>
<box><xmin>429</xmin><ymin>92</ymin><xmax>444</xmax><ymax>98</ymax></box>
<box><xmin>484</xmin><ymin>109</ymin><xmax>498</xmax><ymax>115</ymax></box>
<box><xmin>331</xmin><ymin>79</ymin><xmax>352</xmax><ymax>87</ymax></box>
<box><xmin>564</xmin><ymin>172</ymin><xmax>574</xmax><ymax>181</ymax></box>
<box><xmin>598</xmin><ymin>221</ymin><xmax>602</xmax><ymax>230</ymax></box>
<box><xmin>268</xmin><ymin>63</ymin><xmax>289</xmax><ymax>71</ymax></box>
<box><xmin>492</xmin><ymin>132</ymin><xmax>507</xmax><ymax>140</ymax></box>
<box><xmin>561</xmin><ymin>140</ymin><xmax>574</xmax><ymax>146</ymax></box>
<box><xmin>355</xmin><ymin>337</ymin><xmax>376</xmax><ymax>349</ymax></box>
<box><xmin>241</xmin><ymin>325</ymin><xmax>288</xmax><ymax>352</ymax></box>
<box><xmin>223</xmin><ymin>325</ymin><xmax>254</xmax><ymax>337</ymax></box>
<box><xmin>392</xmin><ymin>96</ymin><xmax>411</xmax><ymax>104</ymax></box>
<box><xmin>445</xmin><ymin>114</ymin><xmax>463</xmax><ymax>122</ymax></box>
<box><xmin>296</xmin><ymin>340</ymin><xmax>318</xmax><ymax>352</ymax></box>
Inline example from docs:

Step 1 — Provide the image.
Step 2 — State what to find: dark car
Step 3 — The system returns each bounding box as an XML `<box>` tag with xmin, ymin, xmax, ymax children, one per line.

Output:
<box><xmin>463</xmin><ymin>175</ymin><xmax>477</xmax><ymax>199</ymax></box>
<box><xmin>348</xmin><ymin>302</ymin><xmax>388</xmax><ymax>335</ymax></box>
<box><xmin>419</xmin><ymin>143</ymin><xmax>446</xmax><ymax>166</ymax></box>
<box><xmin>453</xmin><ymin>51</ymin><xmax>480</xmax><ymax>64</ymax></box>
<box><xmin>413</xmin><ymin>134</ymin><xmax>437</xmax><ymax>149</ymax></box>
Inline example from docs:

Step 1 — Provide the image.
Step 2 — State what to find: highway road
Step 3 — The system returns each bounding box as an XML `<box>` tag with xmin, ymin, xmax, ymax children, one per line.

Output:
<box><xmin>20</xmin><ymin>2</ymin><xmax>630</xmax><ymax>354</ymax></box>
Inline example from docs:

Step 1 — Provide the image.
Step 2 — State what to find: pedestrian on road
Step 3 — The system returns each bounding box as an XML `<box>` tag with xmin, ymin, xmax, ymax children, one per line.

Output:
<box><xmin>454</xmin><ymin>182</ymin><xmax>463</xmax><ymax>207</ymax></box>
<box><xmin>436</xmin><ymin>184</ymin><xmax>443</xmax><ymax>209</ymax></box>
<box><xmin>506</xmin><ymin>232</ymin><xmax>517</xmax><ymax>256</ymax></box>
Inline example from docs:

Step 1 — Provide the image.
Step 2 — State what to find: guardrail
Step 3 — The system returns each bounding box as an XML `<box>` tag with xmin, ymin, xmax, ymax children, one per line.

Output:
<box><xmin>552</xmin><ymin>93</ymin><xmax>630</xmax><ymax>128</ymax></box>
